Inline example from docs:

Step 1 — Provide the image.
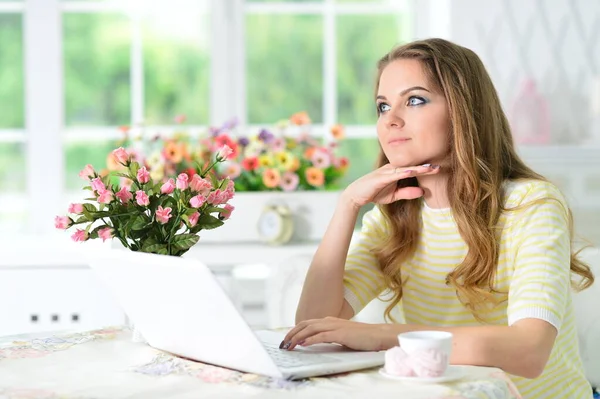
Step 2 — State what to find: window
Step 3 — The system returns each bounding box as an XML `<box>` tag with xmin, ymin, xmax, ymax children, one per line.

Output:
<box><xmin>0</xmin><ymin>0</ymin><xmax>411</xmax><ymax>236</ymax></box>
<box><xmin>245</xmin><ymin>0</ymin><xmax>410</xmax><ymax>186</ymax></box>
<box><xmin>63</xmin><ymin>0</ymin><xmax>211</xmax><ymax>191</ymax></box>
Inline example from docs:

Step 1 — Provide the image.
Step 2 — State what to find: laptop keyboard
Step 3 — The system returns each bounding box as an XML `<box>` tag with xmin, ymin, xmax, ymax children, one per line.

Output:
<box><xmin>264</xmin><ymin>345</ymin><xmax>340</xmax><ymax>368</ymax></box>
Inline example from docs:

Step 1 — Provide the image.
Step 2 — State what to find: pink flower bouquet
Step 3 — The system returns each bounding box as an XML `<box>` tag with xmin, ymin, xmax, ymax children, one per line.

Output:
<box><xmin>55</xmin><ymin>145</ymin><xmax>235</xmax><ymax>256</ymax></box>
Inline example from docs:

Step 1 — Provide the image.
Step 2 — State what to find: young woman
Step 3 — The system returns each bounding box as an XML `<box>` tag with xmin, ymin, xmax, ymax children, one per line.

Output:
<box><xmin>282</xmin><ymin>38</ymin><xmax>595</xmax><ymax>398</ymax></box>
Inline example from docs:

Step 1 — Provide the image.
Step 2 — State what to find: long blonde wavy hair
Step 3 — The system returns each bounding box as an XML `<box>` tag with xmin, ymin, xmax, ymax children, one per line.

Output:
<box><xmin>374</xmin><ymin>38</ymin><xmax>594</xmax><ymax>322</ymax></box>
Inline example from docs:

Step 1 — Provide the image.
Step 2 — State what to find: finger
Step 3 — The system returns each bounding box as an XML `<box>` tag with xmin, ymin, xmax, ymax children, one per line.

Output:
<box><xmin>393</xmin><ymin>186</ymin><xmax>424</xmax><ymax>201</ymax></box>
<box><xmin>288</xmin><ymin>329</ymin><xmax>335</xmax><ymax>351</ymax></box>
<box><xmin>379</xmin><ymin>163</ymin><xmax>439</xmax><ymax>175</ymax></box>
<box><xmin>374</xmin><ymin>168</ymin><xmax>438</xmax><ymax>192</ymax></box>
<box><xmin>281</xmin><ymin>320</ymin><xmax>314</xmax><ymax>348</ymax></box>
<box><xmin>286</xmin><ymin>321</ymin><xmax>334</xmax><ymax>350</ymax></box>
<box><xmin>285</xmin><ymin>322</ymin><xmax>326</xmax><ymax>350</ymax></box>
<box><xmin>294</xmin><ymin>331</ymin><xmax>335</xmax><ymax>349</ymax></box>
<box><xmin>379</xmin><ymin>167</ymin><xmax>441</xmax><ymax>184</ymax></box>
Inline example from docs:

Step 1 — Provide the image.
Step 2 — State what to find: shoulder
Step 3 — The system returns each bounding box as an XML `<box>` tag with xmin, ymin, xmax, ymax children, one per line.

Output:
<box><xmin>504</xmin><ymin>179</ymin><xmax>568</xmax><ymax>210</ymax></box>
<box><xmin>502</xmin><ymin>179</ymin><xmax>570</xmax><ymax>227</ymax></box>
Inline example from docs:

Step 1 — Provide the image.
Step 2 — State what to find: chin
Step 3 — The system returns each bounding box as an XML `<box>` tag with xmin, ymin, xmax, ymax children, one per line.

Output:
<box><xmin>386</xmin><ymin>155</ymin><xmax>419</xmax><ymax>168</ymax></box>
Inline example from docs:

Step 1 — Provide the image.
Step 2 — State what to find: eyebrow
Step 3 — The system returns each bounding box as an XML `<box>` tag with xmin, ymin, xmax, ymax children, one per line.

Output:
<box><xmin>376</xmin><ymin>86</ymin><xmax>430</xmax><ymax>100</ymax></box>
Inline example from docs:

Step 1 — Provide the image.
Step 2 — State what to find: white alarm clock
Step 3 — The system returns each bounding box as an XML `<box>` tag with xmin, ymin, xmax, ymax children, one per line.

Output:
<box><xmin>257</xmin><ymin>204</ymin><xmax>294</xmax><ymax>245</ymax></box>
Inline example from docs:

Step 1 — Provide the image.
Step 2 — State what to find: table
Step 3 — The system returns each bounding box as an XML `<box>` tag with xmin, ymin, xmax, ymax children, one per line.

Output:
<box><xmin>0</xmin><ymin>327</ymin><xmax>522</xmax><ymax>399</ymax></box>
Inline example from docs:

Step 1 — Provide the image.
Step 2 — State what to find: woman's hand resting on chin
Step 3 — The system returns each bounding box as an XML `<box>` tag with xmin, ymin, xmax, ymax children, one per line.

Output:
<box><xmin>280</xmin><ymin>317</ymin><xmax>389</xmax><ymax>352</ymax></box>
<box><xmin>343</xmin><ymin>163</ymin><xmax>440</xmax><ymax>209</ymax></box>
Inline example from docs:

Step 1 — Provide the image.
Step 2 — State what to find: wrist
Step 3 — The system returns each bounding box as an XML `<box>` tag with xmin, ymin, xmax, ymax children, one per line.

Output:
<box><xmin>376</xmin><ymin>323</ymin><xmax>402</xmax><ymax>351</ymax></box>
<box><xmin>338</xmin><ymin>191</ymin><xmax>362</xmax><ymax>213</ymax></box>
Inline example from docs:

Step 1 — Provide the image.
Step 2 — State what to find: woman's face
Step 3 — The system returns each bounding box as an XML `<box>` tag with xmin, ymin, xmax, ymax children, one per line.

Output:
<box><xmin>376</xmin><ymin>59</ymin><xmax>450</xmax><ymax>168</ymax></box>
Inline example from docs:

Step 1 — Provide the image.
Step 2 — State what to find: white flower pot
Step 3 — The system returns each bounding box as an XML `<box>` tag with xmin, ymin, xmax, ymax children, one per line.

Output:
<box><xmin>199</xmin><ymin>191</ymin><xmax>341</xmax><ymax>244</ymax></box>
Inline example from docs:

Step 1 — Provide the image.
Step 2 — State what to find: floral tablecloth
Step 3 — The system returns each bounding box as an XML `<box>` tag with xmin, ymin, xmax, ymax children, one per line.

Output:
<box><xmin>0</xmin><ymin>327</ymin><xmax>522</xmax><ymax>399</ymax></box>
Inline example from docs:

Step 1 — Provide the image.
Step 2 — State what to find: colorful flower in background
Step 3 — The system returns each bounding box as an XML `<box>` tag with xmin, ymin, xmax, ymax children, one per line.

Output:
<box><xmin>105</xmin><ymin>112</ymin><xmax>350</xmax><ymax>192</ymax></box>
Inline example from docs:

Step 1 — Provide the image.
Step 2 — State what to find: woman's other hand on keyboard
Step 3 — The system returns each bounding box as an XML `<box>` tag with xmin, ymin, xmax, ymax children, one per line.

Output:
<box><xmin>280</xmin><ymin>317</ymin><xmax>388</xmax><ymax>352</ymax></box>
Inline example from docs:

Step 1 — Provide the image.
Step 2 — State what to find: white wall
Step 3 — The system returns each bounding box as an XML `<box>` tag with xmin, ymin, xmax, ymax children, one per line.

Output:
<box><xmin>441</xmin><ymin>0</ymin><xmax>599</xmax><ymax>145</ymax></box>
<box><xmin>414</xmin><ymin>0</ymin><xmax>600</xmax><ymax>246</ymax></box>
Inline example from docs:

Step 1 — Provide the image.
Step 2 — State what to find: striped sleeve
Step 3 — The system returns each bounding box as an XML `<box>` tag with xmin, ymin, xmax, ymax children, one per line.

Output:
<box><xmin>343</xmin><ymin>207</ymin><xmax>387</xmax><ymax>315</ymax></box>
<box><xmin>507</xmin><ymin>183</ymin><xmax>571</xmax><ymax>331</ymax></box>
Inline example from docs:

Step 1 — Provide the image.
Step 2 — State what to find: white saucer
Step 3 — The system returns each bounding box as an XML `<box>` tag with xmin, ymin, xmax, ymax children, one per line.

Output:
<box><xmin>378</xmin><ymin>365</ymin><xmax>466</xmax><ymax>384</ymax></box>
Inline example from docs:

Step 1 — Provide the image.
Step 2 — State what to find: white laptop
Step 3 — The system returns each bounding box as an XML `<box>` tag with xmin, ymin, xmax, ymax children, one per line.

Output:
<box><xmin>87</xmin><ymin>249</ymin><xmax>384</xmax><ymax>380</ymax></box>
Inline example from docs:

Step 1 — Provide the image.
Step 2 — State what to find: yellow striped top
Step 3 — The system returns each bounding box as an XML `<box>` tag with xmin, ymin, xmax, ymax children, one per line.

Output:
<box><xmin>343</xmin><ymin>179</ymin><xmax>592</xmax><ymax>398</ymax></box>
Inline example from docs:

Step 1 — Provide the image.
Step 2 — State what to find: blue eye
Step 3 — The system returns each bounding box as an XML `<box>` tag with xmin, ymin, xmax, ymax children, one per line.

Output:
<box><xmin>407</xmin><ymin>96</ymin><xmax>427</xmax><ymax>106</ymax></box>
<box><xmin>377</xmin><ymin>103</ymin><xmax>391</xmax><ymax>114</ymax></box>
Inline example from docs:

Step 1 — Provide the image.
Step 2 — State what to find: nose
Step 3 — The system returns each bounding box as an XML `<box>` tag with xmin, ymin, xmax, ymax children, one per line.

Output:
<box><xmin>384</xmin><ymin>109</ymin><xmax>405</xmax><ymax>129</ymax></box>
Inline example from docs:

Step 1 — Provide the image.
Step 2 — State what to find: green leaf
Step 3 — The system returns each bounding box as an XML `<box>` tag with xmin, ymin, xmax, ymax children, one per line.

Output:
<box><xmin>141</xmin><ymin>238</ymin><xmax>166</xmax><ymax>254</ymax></box>
<box><xmin>129</xmin><ymin>228</ymin><xmax>151</xmax><ymax>240</ymax></box>
<box><xmin>122</xmin><ymin>214</ymin><xmax>138</xmax><ymax>234</ymax></box>
<box><xmin>204</xmin><ymin>206</ymin><xmax>225</xmax><ymax>214</ymax></box>
<box><xmin>75</xmin><ymin>215</ymin><xmax>89</xmax><ymax>223</ymax></box>
<box><xmin>93</xmin><ymin>211</ymin><xmax>114</xmax><ymax>218</ymax></box>
<box><xmin>149</xmin><ymin>195</ymin><xmax>161</xmax><ymax>210</ymax></box>
<box><xmin>197</xmin><ymin>214</ymin><xmax>224</xmax><ymax>230</ymax></box>
<box><xmin>131</xmin><ymin>215</ymin><xmax>148</xmax><ymax>230</ymax></box>
<box><xmin>82</xmin><ymin>203</ymin><xmax>97</xmax><ymax>213</ymax></box>
<box><xmin>185</xmin><ymin>207</ymin><xmax>198</xmax><ymax>216</ymax></box>
<box><xmin>129</xmin><ymin>162</ymin><xmax>140</xmax><ymax>179</ymax></box>
<box><xmin>162</xmin><ymin>196</ymin><xmax>178</xmax><ymax>210</ymax></box>
<box><xmin>89</xmin><ymin>224</ymin><xmax>108</xmax><ymax>239</ymax></box>
<box><xmin>82</xmin><ymin>203</ymin><xmax>97</xmax><ymax>220</ymax></box>
<box><xmin>171</xmin><ymin>233</ymin><xmax>200</xmax><ymax>251</ymax></box>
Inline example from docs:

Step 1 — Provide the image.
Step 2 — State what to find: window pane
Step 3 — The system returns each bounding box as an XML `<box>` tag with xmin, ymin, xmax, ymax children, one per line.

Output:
<box><xmin>338</xmin><ymin>137</ymin><xmax>379</xmax><ymax>187</ymax></box>
<box><xmin>246</xmin><ymin>15</ymin><xmax>323</xmax><ymax>124</ymax></box>
<box><xmin>0</xmin><ymin>142</ymin><xmax>26</xmax><ymax>192</ymax></box>
<box><xmin>64</xmin><ymin>14</ymin><xmax>131</xmax><ymax>126</ymax></box>
<box><xmin>144</xmin><ymin>4</ymin><xmax>210</xmax><ymax>125</ymax></box>
<box><xmin>337</xmin><ymin>15</ymin><xmax>405</xmax><ymax>125</ymax></box>
<box><xmin>339</xmin><ymin>137</ymin><xmax>379</xmax><ymax>228</ymax></box>
<box><xmin>65</xmin><ymin>140</ymin><xmax>116</xmax><ymax>190</ymax></box>
<box><xmin>0</xmin><ymin>14</ymin><xmax>24</xmax><ymax>129</ymax></box>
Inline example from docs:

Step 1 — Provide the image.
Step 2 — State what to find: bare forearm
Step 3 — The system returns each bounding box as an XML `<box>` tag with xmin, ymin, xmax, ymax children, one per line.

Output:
<box><xmin>295</xmin><ymin>196</ymin><xmax>360</xmax><ymax>323</ymax></box>
<box><xmin>378</xmin><ymin>322</ymin><xmax>555</xmax><ymax>379</ymax></box>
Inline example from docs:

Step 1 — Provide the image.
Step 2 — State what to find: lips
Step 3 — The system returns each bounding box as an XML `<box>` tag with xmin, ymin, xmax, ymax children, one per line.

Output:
<box><xmin>388</xmin><ymin>138</ymin><xmax>411</xmax><ymax>145</ymax></box>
